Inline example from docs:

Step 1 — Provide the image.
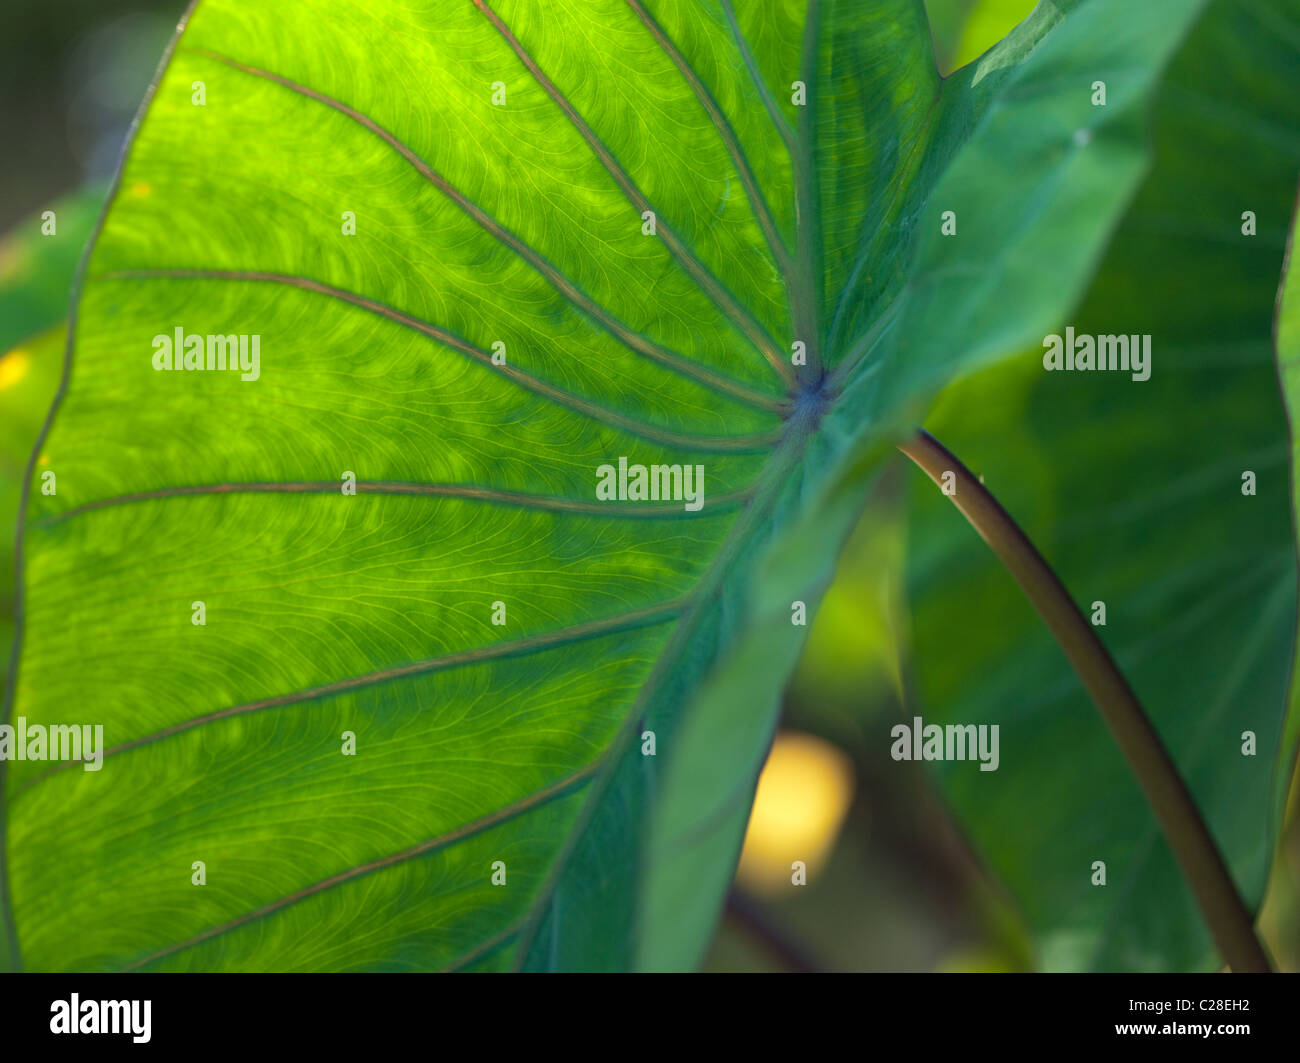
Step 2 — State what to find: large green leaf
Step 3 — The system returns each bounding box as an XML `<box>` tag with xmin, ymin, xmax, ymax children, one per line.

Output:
<box><xmin>4</xmin><ymin>0</ymin><xmax>1208</xmax><ymax>971</ymax></box>
<box><xmin>907</xmin><ymin>0</ymin><xmax>1300</xmax><ymax>971</ymax></box>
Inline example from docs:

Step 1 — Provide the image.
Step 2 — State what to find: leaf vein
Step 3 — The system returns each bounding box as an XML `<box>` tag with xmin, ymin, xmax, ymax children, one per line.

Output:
<box><xmin>41</xmin><ymin>479</ymin><xmax>753</xmax><ymax>527</ymax></box>
<box><xmin>472</xmin><ymin>0</ymin><xmax>796</xmax><ymax>390</ymax></box>
<box><xmin>719</xmin><ymin>0</ymin><xmax>797</xmax><ymax>157</ymax></box>
<box><xmin>102</xmin><ymin>268</ymin><xmax>781</xmax><ymax>453</ymax></box>
<box><xmin>15</xmin><ymin>598</ymin><xmax>685</xmax><ymax>795</ymax></box>
<box><xmin>623</xmin><ymin>0</ymin><xmax>794</xmax><ymax>282</ymax></box>
<box><xmin>121</xmin><ymin>768</ymin><xmax>594</xmax><ymax>971</ymax></box>
<box><xmin>187</xmin><ymin>47</ymin><xmax>787</xmax><ymax>415</ymax></box>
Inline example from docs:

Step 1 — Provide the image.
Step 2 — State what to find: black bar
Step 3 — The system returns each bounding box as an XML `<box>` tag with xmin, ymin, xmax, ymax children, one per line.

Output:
<box><xmin>0</xmin><ymin>972</ymin><xmax>1292</xmax><ymax>1050</ymax></box>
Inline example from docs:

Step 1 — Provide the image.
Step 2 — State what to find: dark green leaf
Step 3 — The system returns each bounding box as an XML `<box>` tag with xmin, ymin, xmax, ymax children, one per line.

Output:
<box><xmin>907</xmin><ymin>0</ymin><xmax>1300</xmax><ymax>971</ymax></box>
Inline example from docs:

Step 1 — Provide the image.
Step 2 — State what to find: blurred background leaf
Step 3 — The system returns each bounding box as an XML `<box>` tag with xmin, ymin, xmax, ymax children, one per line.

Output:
<box><xmin>0</xmin><ymin>189</ymin><xmax>102</xmax><ymax>353</ymax></box>
<box><xmin>719</xmin><ymin>0</ymin><xmax>1300</xmax><ymax>972</ymax></box>
<box><xmin>1</xmin><ymin>188</ymin><xmax>107</xmax><ymax>687</ymax></box>
<box><xmin>925</xmin><ymin>0</ymin><xmax>1037</xmax><ymax>75</ymax></box>
<box><xmin>1263</xmin><ymin>170</ymin><xmax>1300</xmax><ymax>974</ymax></box>
<box><xmin>1</xmin><ymin>0</ymin><xmax>182</xmax><ymax>673</ymax></box>
<box><xmin>0</xmin><ymin>326</ymin><xmax>65</xmax><ymax>690</ymax></box>
<box><xmin>904</xmin><ymin>0</ymin><xmax>1300</xmax><ymax>970</ymax></box>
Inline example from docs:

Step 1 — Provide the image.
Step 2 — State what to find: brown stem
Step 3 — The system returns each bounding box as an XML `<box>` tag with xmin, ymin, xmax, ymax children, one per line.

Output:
<box><xmin>899</xmin><ymin>429</ymin><xmax>1272</xmax><ymax>973</ymax></box>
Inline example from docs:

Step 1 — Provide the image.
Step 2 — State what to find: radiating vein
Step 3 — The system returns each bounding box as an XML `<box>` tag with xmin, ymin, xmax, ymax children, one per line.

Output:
<box><xmin>39</xmin><ymin>432</ymin><xmax>793</xmax><ymax>968</ymax></box>
<box><xmin>624</xmin><ymin>0</ymin><xmax>794</xmax><ymax>282</ymax></box>
<box><xmin>825</xmin><ymin>93</ymin><xmax>940</xmax><ymax>359</ymax></box>
<box><xmin>121</xmin><ymin>767</ymin><xmax>595</xmax><ymax>971</ymax></box>
<box><xmin>40</xmin><ymin>479</ymin><xmax>752</xmax><ymax>526</ymax></box>
<box><xmin>16</xmin><ymin>599</ymin><xmax>686</xmax><ymax>797</ymax></box>
<box><xmin>791</xmin><ymin>0</ymin><xmax>823</xmax><ymax>382</ymax></box>
<box><xmin>826</xmin><ymin>292</ymin><xmax>905</xmax><ymax>392</ymax></box>
<box><xmin>187</xmin><ymin>47</ymin><xmax>786</xmax><ymax>415</ymax></box>
<box><xmin>719</xmin><ymin>0</ymin><xmax>797</xmax><ymax>157</ymax></box>
<box><xmin>512</xmin><ymin>420</ymin><xmax>814</xmax><ymax>967</ymax></box>
<box><xmin>102</xmin><ymin>268</ymin><xmax>781</xmax><ymax>453</ymax></box>
<box><xmin>443</xmin><ymin>919</ymin><xmax>524</xmax><ymax>972</ymax></box>
<box><xmin>473</xmin><ymin>0</ymin><xmax>797</xmax><ymax>390</ymax></box>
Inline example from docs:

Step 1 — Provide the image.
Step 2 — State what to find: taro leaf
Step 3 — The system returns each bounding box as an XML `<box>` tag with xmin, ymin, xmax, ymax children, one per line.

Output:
<box><xmin>906</xmin><ymin>0</ymin><xmax>1300</xmax><ymax>971</ymax></box>
<box><xmin>4</xmin><ymin>0</ymin><xmax>1206</xmax><ymax>971</ymax></box>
